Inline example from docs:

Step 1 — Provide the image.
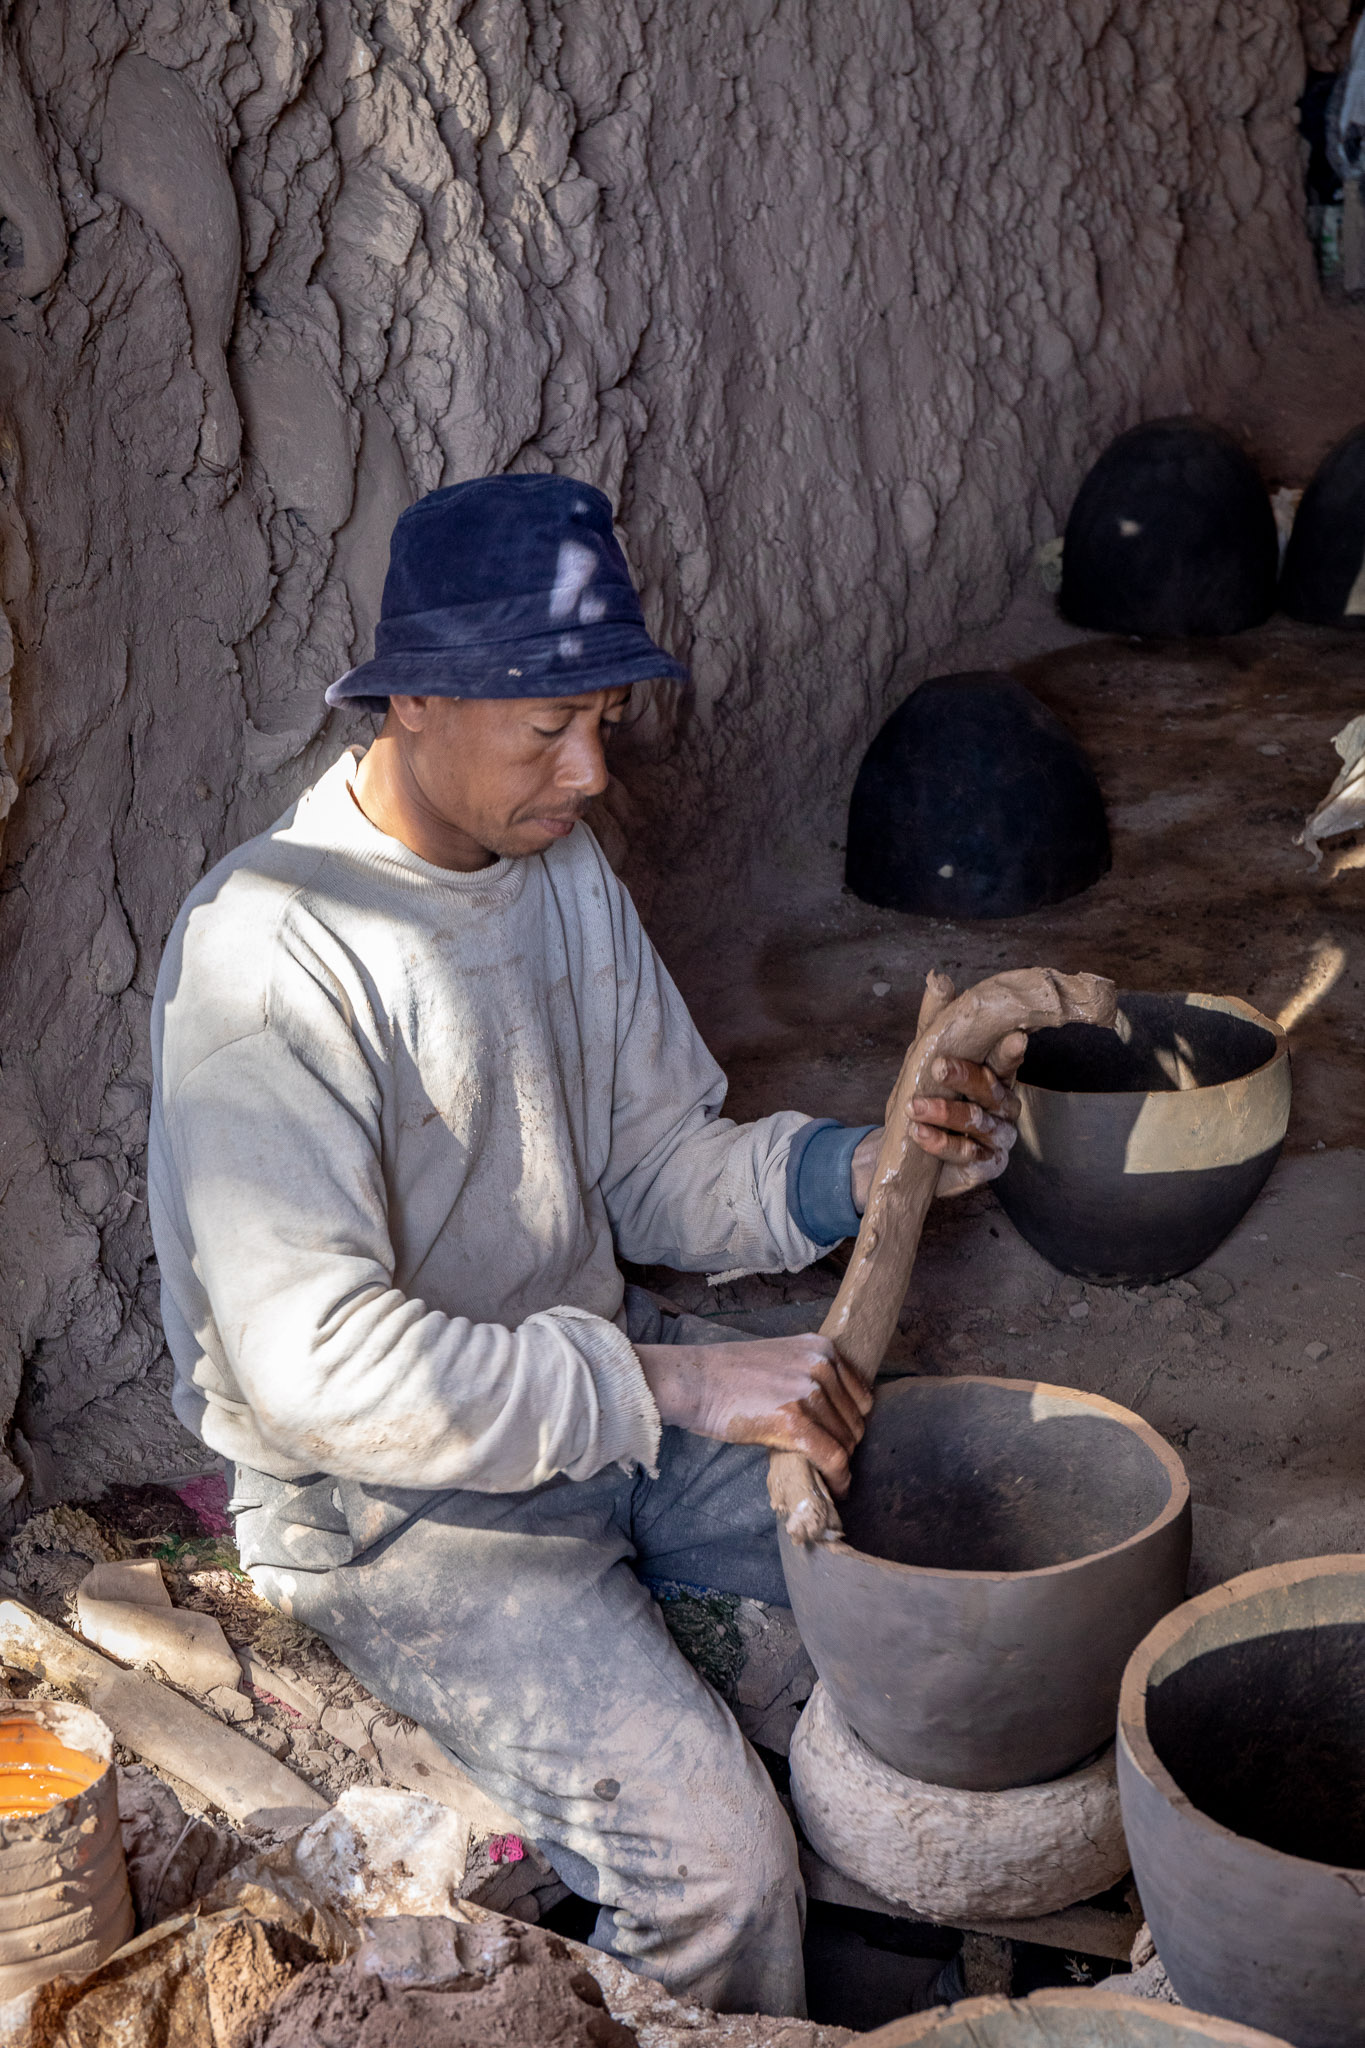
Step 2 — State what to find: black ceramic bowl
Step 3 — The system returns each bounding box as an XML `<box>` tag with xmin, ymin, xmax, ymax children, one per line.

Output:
<box><xmin>995</xmin><ymin>991</ymin><xmax>1289</xmax><ymax>1286</ymax></box>
<box><xmin>1119</xmin><ymin>1556</ymin><xmax>1365</xmax><ymax>2048</ymax></box>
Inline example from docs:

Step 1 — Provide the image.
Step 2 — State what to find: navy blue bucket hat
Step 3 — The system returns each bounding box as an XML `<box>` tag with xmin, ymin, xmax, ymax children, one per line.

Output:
<box><xmin>326</xmin><ymin>474</ymin><xmax>688</xmax><ymax>712</ymax></box>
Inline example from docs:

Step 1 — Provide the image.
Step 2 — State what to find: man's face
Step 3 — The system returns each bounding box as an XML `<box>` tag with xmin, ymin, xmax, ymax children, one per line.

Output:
<box><xmin>383</xmin><ymin>688</ymin><xmax>631</xmax><ymax>864</ymax></box>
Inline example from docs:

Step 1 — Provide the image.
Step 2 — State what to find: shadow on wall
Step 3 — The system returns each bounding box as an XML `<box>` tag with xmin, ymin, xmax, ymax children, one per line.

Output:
<box><xmin>0</xmin><ymin>0</ymin><xmax>1323</xmax><ymax>1514</ymax></box>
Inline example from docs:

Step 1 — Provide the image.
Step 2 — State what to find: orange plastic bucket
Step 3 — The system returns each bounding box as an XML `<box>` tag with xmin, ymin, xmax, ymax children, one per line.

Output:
<box><xmin>0</xmin><ymin>1701</ymin><xmax>133</xmax><ymax>1996</ymax></box>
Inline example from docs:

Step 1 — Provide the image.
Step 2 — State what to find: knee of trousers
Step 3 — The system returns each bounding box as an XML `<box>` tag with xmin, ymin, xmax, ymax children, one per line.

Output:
<box><xmin>654</xmin><ymin>1750</ymin><xmax>803</xmax><ymax>1938</ymax></box>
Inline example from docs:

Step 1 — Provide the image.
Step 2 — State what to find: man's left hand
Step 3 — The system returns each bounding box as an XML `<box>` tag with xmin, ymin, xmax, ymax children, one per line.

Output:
<box><xmin>850</xmin><ymin>1031</ymin><xmax>1026</xmax><ymax>1209</ymax></box>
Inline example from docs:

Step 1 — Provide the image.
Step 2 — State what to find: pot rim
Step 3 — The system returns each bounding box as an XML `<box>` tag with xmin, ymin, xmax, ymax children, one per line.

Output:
<box><xmin>808</xmin><ymin>1374</ymin><xmax>1190</xmax><ymax>1586</ymax></box>
<box><xmin>1117</xmin><ymin>1552</ymin><xmax>1365</xmax><ymax>1880</ymax></box>
<box><xmin>858</xmin><ymin>1987</ymin><xmax>1294</xmax><ymax>2048</ymax></box>
<box><xmin>1015</xmin><ymin>990</ymin><xmax>1287</xmax><ymax>1102</ymax></box>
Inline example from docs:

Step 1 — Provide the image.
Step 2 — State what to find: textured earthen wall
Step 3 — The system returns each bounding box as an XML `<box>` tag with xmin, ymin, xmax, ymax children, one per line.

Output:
<box><xmin>1300</xmin><ymin>0</ymin><xmax>1358</xmax><ymax>71</ymax></box>
<box><xmin>0</xmin><ymin>0</ymin><xmax>1319</xmax><ymax>1505</ymax></box>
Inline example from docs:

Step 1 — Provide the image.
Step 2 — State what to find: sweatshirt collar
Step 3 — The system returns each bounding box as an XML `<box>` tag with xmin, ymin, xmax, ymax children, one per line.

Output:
<box><xmin>298</xmin><ymin>749</ymin><xmax>528</xmax><ymax>901</ymax></box>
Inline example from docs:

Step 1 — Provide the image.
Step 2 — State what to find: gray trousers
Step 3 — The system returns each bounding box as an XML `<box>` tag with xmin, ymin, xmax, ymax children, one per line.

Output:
<box><xmin>229</xmin><ymin>1293</ymin><xmax>806</xmax><ymax>2017</ymax></box>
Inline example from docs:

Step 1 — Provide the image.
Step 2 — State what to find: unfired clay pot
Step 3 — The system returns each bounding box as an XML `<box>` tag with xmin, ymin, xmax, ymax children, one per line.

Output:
<box><xmin>780</xmin><ymin>1375</ymin><xmax>1190</xmax><ymax>1791</ymax></box>
<box><xmin>996</xmin><ymin>991</ymin><xmax>1289</xmax><ymax>1285</ymax></box>
<box><xmin>1118</xmin><ymin>1555</ymin><xmax>1365</xmax><ymax>2048</ymax></box>
<box><xmin>860</xmin><ymin>1989</ymin><xmax>1293</xmax><ymax>2048</ymax></box>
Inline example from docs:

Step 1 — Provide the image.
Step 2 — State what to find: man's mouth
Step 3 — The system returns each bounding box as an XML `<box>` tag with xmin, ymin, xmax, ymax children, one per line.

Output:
<box><xmin>527</xmin><ymin>811</ymin><xmax>585</xmax><ymax>837</ymax></box>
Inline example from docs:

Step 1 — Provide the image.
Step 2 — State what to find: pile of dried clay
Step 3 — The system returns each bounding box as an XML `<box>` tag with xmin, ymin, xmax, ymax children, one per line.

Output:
<box><xmin>244</xmin><ymin>1913</ymin><xmax>638</xmax><ymax>2048</ymax></box>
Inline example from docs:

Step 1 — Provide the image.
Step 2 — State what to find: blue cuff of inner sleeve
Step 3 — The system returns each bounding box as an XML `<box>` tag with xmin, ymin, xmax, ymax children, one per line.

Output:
<box><xmin>786</xmin><ymin>1120</ymin><xmax>879</xmax><ymax>1248</ymax></box>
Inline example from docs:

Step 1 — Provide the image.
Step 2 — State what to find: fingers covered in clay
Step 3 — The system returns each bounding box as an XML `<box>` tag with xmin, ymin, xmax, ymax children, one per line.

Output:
<box><xmin>767</xmin><ymin>1450</ymin><xmax>843</xmax><ymax>1544</ymax></box>
<box><xmin>934</xmin><ymin>1123</ymin><xmax>1019</xmax><ymax>1197</ymax></box>
<box><xmin>926</xmin><ymin>1053</ymin><xmax>1020</xmax><ymax>1115</ymax></box>
<box><xmin>910</xmin><ymin>1049</ymin><xmax>1021</xmax><ymax>1193</ymax></box>
<box><xmin>638</xmin><ymin>1335</ymin><xmax>872</xmax><ymax>1497</ymax></box>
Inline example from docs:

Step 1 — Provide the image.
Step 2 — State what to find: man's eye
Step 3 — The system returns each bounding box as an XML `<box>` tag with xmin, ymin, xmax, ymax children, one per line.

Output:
<box><xmin>533</xmin><ymin>724</ymin><xmax>572</xmax><ymax>739</ymax></box>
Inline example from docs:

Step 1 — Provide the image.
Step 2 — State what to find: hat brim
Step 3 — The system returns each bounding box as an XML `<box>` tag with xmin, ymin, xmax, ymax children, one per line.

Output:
<box><xmin>326</xmin><ymin>638</ymin><xmax>689</xmax><ymax>713</ymax></box>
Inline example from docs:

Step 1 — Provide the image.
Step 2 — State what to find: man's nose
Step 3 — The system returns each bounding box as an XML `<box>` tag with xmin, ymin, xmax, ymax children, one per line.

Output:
<box><xmin>558</xmin><ymin>724</ymin><xmax>610</xmax><ymax>798</ymax></box>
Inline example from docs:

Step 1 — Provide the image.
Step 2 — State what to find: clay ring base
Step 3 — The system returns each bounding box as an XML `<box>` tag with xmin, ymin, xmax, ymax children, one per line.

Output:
<box><xmin>789</xmin><ymin>1683</ymin><xmax>1129</xmax><ymax>1921</ymax></box>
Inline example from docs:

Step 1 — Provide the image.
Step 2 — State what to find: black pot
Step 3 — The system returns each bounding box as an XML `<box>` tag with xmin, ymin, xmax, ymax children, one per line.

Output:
<box><xmin>780</xmin><ymin>1375</ymin><xmax>1190</xmax><ymax>1791</ymax></box>
<box><xmin>1060</xmin><ymin>418</ymin><xmax>1279</xmax><ymax>637</ymax></box>
<box><xmin>996</xmin><ymin>992</ymin><xmax>1289</xmax><ymax>1286</ymax></box>
<box><xmin>844</xmin><ymin>672</ymin><xmax>1110</xmax><ymax>920</ymax></box>
<box><xmin>1119</xmin><ymin>1556</ymin><xmax>1365</xmax><ymax>2048</ymax></box>
<box><xmin>1280</xmin><ymin>422</ymin><xmax>1365</xmax><ymax>628</ymax></box>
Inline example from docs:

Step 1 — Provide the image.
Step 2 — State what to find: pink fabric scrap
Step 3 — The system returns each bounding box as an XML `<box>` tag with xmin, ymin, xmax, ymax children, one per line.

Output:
<box><xmin>244</xmin><ymin>1684</ymin><xmax>306</xmax><ymax>1722</ymax></box>
<box><xmin>176</xmin><ymin>1472</ymin><xmax>233</xmax><ymax>1537</ymax></box>
<box><xmin>487</xmin><ymin>1834</ymin><xmax>525</xmax><ymax>1865</ymax></box>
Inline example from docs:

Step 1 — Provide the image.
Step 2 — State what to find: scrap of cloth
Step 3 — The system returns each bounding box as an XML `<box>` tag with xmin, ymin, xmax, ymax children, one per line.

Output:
<box><xmin>1300</xmin><ymin>711</ymin><xmax>1365</xmax><ymax>864</ymax></box>
<box><xmin>148</xmin><ymin>749</ymin><xmax>831</xmax><ymax>1495</ymax></box>
<box><xmin>324</xmin><ymin>473</ymin><xmax>688</xmax><ymax>712</ymax></box>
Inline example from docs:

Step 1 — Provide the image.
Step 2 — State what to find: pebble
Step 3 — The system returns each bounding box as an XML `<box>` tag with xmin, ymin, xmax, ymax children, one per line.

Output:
<box><xmin>1304</xmin><ymin>1341</ymin><xmax>1329</xmax><ymax>1361</ymax></box>
<box><xmin>872</xmin><ymin>982</ymin><xmax>890</xmax><ymax>997</ymax></box>
<box><xmin>1257</xmin><ymin>742</ymin><xmax>1284</xmax><ymax>756</ymax></box>
<box><xmin>1067</xmin><ymin>1301</ymin><xmax>1090</xmax><ymax>1320</ymax></box>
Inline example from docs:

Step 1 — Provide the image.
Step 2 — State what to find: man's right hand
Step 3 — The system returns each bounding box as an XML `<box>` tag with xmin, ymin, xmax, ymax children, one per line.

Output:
<box><xmin>635</xmin><ymin>1335</ymin><xmax>873</xmax><ymax>1497</ymax></box>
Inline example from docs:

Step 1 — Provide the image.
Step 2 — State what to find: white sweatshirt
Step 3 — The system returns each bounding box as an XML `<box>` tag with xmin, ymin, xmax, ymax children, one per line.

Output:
<box><xmin>148</xmin><ymin>751</ymin><xmax>826</xmax><ymax>1495</ymax></box>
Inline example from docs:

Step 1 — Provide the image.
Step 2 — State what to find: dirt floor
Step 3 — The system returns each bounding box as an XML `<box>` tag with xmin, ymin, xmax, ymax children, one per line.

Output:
<box><xmin>650</xmin><ymin>296</ymin><xmax>1365</xmax><ymax>1595</ymax></box>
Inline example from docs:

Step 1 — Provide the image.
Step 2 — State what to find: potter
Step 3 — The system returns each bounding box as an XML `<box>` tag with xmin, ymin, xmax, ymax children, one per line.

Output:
<box><xmin>147</xmin><ymin>475</ymin><xmax>1024</xmax><ymax>2019</ymax></box>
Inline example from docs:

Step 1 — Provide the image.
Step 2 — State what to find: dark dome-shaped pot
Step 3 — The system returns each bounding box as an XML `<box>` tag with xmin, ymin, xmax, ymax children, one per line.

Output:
<box><xmin>1061</xmin><ymin>418</ymin><xmax>1279</xmax><ymax>636</ymax></box>
<box><xmin>780</xmin><ymin>1376</ymin><xmax>1190</xmax><ymax>1792</ymax></box>
<box><xmin>861</xmin><ymin>1988</ymin><xmax>1293</xmax><ymax>2048</ymax></box>
<box><xmin>844</xmin><ymin>672</ymin><xmax>1110</xmax><ymax>919</ymax></box>
<box><xmin>1118</xmin><ymin>1556</ymin><xmax>1365</xmax><ymax>2048</ymax></box>
<box><xmin>996</xmin><ymin>992</ymin><xmax>1289</xmax><ymax>1287</ymax></box>
<box><xmin>1280</xmin><ymin>422</ymin><xmax>1365</xmax><ymax>628</ymax></box>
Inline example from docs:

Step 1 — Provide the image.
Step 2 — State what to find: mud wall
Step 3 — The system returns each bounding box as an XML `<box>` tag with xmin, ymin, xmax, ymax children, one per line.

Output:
<box><xmin>0</xmin><ymin>0</ymin><xmax>1319</xmax><ymax>1505</ymax></box>
<box><xmin>1300</xmin><ymin>1</ymin><xmax>1359</xmax><ymax>70</ymax></box>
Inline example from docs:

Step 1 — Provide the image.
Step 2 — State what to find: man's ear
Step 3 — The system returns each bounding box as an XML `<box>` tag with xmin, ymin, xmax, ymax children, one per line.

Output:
<box><xmin>387</xmin><ymin>694</ymin><xmax>429</xmax><ymax>733</ymax></box>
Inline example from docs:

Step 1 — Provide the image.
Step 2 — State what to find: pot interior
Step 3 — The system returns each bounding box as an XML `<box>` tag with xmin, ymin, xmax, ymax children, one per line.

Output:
<box><xmin>1018</xmin><ymin>992</ymin><xmax>1275</xmax><ymax>1096</ymax></box>
<box><xmin>839</xmin><ymin>1380</ymin><xmax>1173</xmax><ymax>1573</ymax></box>
<box><xmin>1146</xmin><ymin>1620</ymin><xmax>1365</xmax><ymax>1867</ymax></box>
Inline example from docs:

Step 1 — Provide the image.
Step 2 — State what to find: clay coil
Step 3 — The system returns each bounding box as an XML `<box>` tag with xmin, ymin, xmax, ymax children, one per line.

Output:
<box><xmin>770</xmin><ymin>966</ymin><xmax>1117</xmax><ymax>1546</ymax></box>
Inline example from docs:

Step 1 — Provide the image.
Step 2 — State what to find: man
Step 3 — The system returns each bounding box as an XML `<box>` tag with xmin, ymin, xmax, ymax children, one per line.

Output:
<box><xmin>149</xmin><ymin>475</ymin><xmax>1022</xmax><ymax>2017</ymax></box>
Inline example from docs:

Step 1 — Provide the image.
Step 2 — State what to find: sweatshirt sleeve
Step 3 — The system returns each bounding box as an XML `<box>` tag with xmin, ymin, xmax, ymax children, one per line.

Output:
<box><xmin>594</xmin><ymin>854</ymin><xmax>833</xmax><ymax>1274</ymax></box>
<box><xmin>158</xmin><ymin>942</ymin><xmax>660</xmax><ymax>1493</ymax></box>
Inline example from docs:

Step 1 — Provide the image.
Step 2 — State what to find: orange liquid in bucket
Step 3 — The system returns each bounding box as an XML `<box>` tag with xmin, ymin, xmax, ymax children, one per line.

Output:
<box><xmin>0</xmin><ymin>1721</ymin><xmax>100</xmax><ymax>1815</ymax></box>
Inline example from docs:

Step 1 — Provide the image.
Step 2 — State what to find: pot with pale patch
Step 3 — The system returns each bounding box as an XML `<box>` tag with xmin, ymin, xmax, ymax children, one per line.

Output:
<box><xmin>995</xmin><ymin>990</ymin><xmax>1289</xmax><ymax>1285</ymax></box>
